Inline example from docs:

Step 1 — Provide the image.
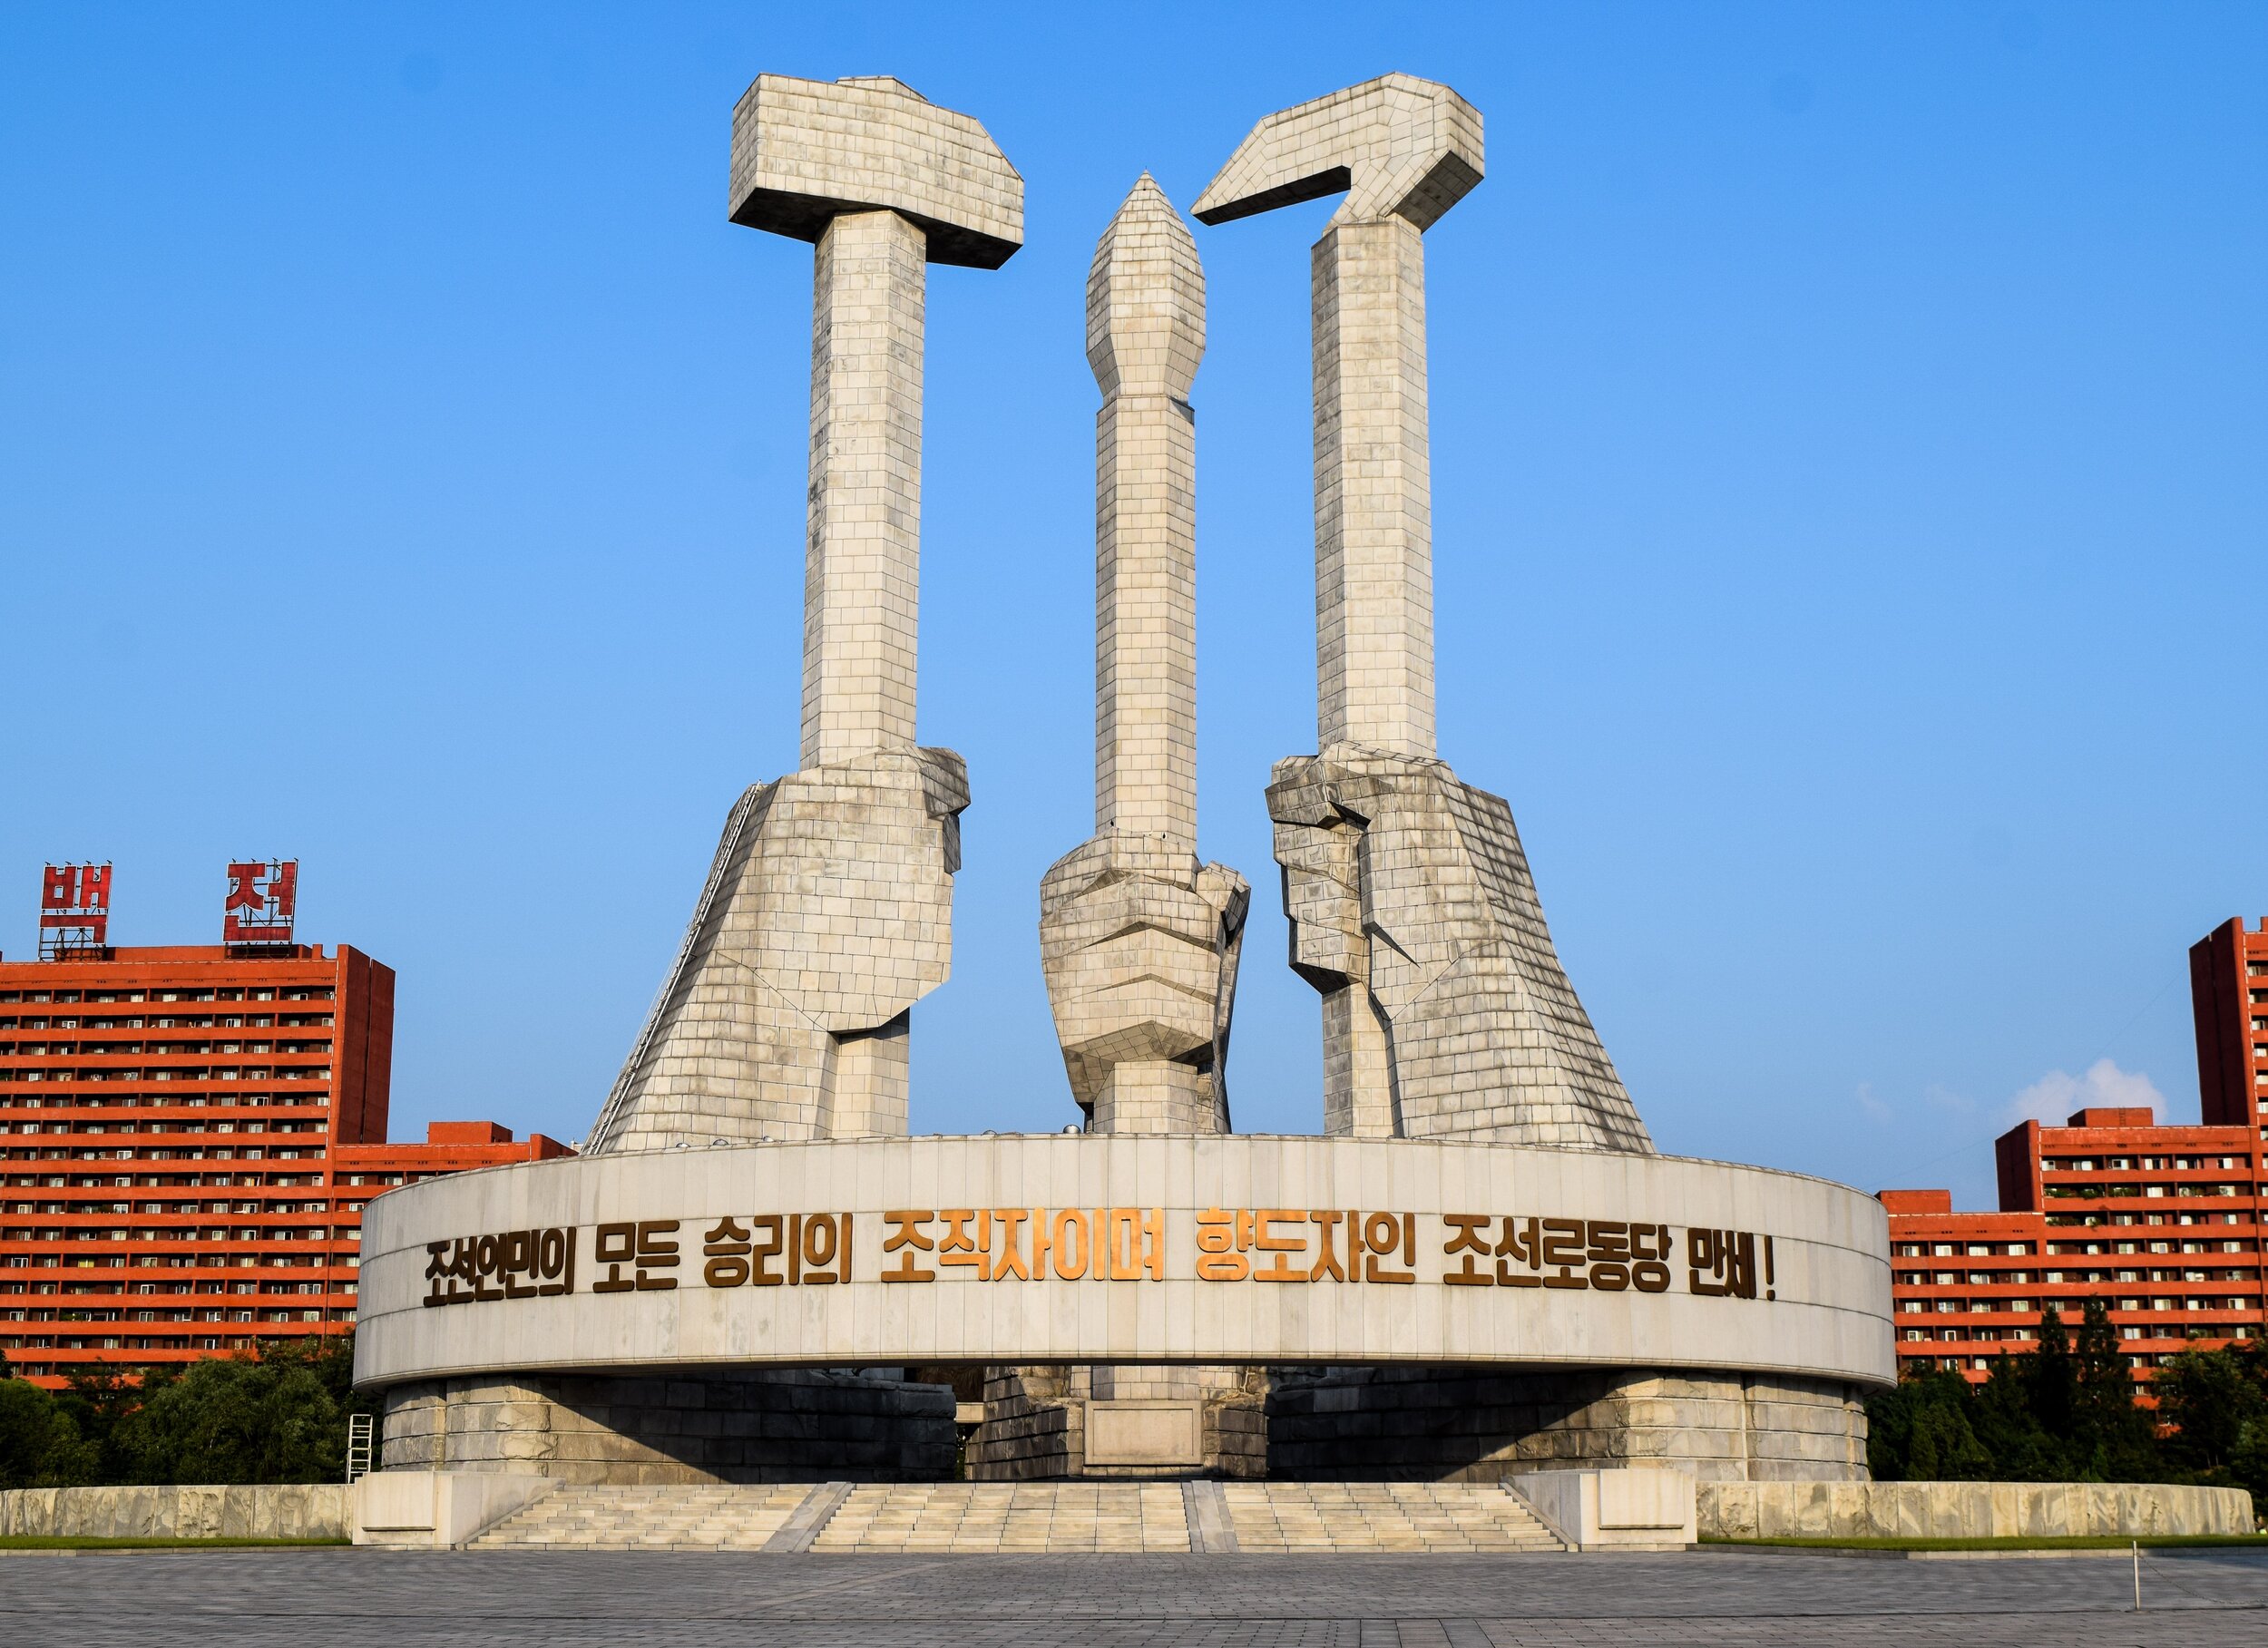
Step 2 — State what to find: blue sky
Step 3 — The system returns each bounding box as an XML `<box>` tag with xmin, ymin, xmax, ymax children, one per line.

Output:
<box><xmin>3</xmin><ymin>4</ymin><xmax>2262</xmax><ymax>1213</ymax></box>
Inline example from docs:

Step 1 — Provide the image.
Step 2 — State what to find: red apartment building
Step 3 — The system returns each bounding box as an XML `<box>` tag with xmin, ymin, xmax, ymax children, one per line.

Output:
<box><xmin>1882</xmin><ymin>1108</ymin><xmax>2263</xmax><ymax>1388</ymax></box>
<box><xmin>1882</xmin><ymin>915</ymin><xmax>2268</xmax><ymax>1390</ymax></box>
<box><xmin>2189</xmin><ymin>916</ymin><xmax>2268</xmax><ymax>1140</ymax></box>
<box><xmin>1</xmin><ymin>872</ymin><xmax>568</xmax><ymax>1387</ymax></box>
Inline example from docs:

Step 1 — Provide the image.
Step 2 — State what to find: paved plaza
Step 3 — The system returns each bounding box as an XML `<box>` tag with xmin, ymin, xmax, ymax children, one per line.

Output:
<box><xmin>4</xmin><ymin>1546</ymin><xmax>2265</xmax><ymax>1647</ymax></box>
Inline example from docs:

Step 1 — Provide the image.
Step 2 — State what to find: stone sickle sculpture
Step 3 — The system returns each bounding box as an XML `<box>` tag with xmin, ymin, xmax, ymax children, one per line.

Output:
<box><xmin>1039</xmin><ymin>175</ymin><xmax>1248</xmax><ymax>1136</ymax></box>
<box><xmin>586</xmin><ymin>75</ymin><xmax>1021</xmax><ymax>1151</ymax></box>
<box><xmin>1196</xmin><ymin>74</ymin><xmax>1651</xmax><ymax>1151</ymax></box>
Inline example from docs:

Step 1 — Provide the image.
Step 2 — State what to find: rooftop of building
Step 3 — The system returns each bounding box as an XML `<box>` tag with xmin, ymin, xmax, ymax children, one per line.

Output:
<box><xmin>337</xmin><ymin>1120</ymin><xmax>572</xmax><ymax>1160</ymax></box>
<box><xmin>1882</xmin><ymin>1102</ymin><xmax>2264</xmax><ymax>1216</ymax></box>
<box><xmin>0</xmin><ymin>944</ymin><xmax>345</xmax><ymax>970</ymax></box>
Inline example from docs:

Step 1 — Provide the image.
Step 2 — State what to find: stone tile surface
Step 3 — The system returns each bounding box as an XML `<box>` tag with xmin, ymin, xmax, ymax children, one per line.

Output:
<box><xmin>6</xmin><ymin>1545</ymin><xmax>2264</xmax><ymax>1647</ymax></box>
<box><xmin>1196</xmin><ymin>73</ymin><xmax>1484</xmax><ymax>762</ymax></box>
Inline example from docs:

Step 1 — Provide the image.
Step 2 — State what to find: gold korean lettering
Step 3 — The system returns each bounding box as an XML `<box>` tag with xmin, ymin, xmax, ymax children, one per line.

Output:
<box><xmin>500</xmin><ymin>1229</ymin><xmax>538</xmax><ymax>1299</ymax></box>
<box><xmin>1363</xmin><ymin>1211</ymin><xmax>1414</xmax><ymax>1284</ymax></box>
<box><xmin>1687</xmin><ymin>1227</ymin><xmax>1758</xmax><ymax>1299</ymax></box>
<box><xmin>881</xmin><ymin>1210</ymin><xmax>937</xmax><ymax>1282</ymax></box>
<box><xmin>592</xmin><ymin>1222</ymin><xmax>636</xmax><ymax>1293</ymax></box>
<box><xmin>1495</xmin><ymin>1216</ymin><xmax>1540</xmax><ymax>1287</ymax></box>
<box><xmin>1251</xmin><ymin>1210</ymin><xmax>1308</xmax><ymax>1282</ymax></box>
<box><xmin>425</xmin><ymin>1228</ymin><xmax>574</xmax><ymax>1307</ymax></box>
<box><xmin>1195</xmin><ymin>1208</ymin><xmax>1246</xmax><ymax>1281</ymax></box>
<box><xmin>1442</xmin><ymin>1214</ymin><xmax>1493</xmax><ymax>1285</ymax></box>
<box><xmin>802</xmin><ymin>1212</ymin><xmax>848</xmax><ymax>1284</ymax></box>
<box><xmin>1630</xmin><ymin>1222</ymin><xmax>1673</xmax><ymax>1292</ymax></box>
<box><xmin>1051</xmin><ymin>1210</ymin><xmax>1090</xmax><ymax>1280</ymax></box>
<box><xmin>1540</xmin><ymin>1218</ymin><xmax>1587</xmax><ymax>1290</ymax></box>
<box><xmin>1584</xmin><ymin>1220</ymin><xmax>1631</xmax><ymax>1292</ymax></box>
<box><xmin>703</xmin><ymin>1217</ymin><xmax>752</xmax><ymax>1288</ymax></box>
<box><xmin>1106</xmin><ymin>1208</ymin><xmax>1163</xmax><ymax>1281</ymax></box>
<box><xmin>991</xmin><ymin>1209</ymin><xmax>1033</xmax><ymax>1281</ymax></box>
<box><xmin>1307</xmin><ymin>1211</ymin><xmax>1347</xmax><ymax>1282</ymax></box>
<box><xmin>750</xmin><ymin>1214</ymin><xmax>785</xmax><ymax>1286</ymax></box>
<box><xmin>938</xmin><ymin>1210</ymin><xmax>991</xmax><ymax>1281</ymax></box>
<box><xmin>632</xmin><ymin>1220</ymin><xmax>679</xmax><ymax>1290</ymax></box>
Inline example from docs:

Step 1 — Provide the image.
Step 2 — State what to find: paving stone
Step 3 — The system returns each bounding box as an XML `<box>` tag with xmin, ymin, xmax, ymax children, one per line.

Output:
<box><xmin>9</xmin><ymin>1544</ymin><xmax>2264</xmax><ymax>1647</ymax></box>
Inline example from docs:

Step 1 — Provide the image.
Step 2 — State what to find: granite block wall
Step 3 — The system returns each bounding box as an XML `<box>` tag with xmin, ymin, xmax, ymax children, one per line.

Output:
<box><xmin>1267</xmin><ymin>1366</ymin><xmax>1870</xmax><ymax>1483</ymax></box>
<box><xmin>1699</xmin><ymin>1478</ymin><xmax>2255</xmax><ymax>1539</ymax></box>
<box><xmin>0</xmin><ymin>1483</ymin><xmax>349</xmax><ymax>1540</ymax></box>
<box><xmin>378</xmin><ymin>1369</ymin><xmax>956</xmax><ymax>1486</ymax></box>
<box><xmin>973</xmin><ymin>1365</ymin><xmax>1267</xmax><ymax>1481</ymax></box>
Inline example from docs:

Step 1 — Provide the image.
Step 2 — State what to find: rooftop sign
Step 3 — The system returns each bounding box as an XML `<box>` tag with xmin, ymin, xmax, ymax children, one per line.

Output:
<box><xmin>224</xmin><ymin>859</ymin><xmax>298</xmax><ymax>948</ymax></box>
<box><xmin>37</xmin><ymin>863</ymin><xmax>111</xmax><ymax>959</ymax></box>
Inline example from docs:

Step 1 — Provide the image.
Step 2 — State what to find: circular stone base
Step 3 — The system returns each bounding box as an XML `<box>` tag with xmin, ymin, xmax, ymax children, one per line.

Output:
<box><xmin>354</xmin><ymin>1134</ymin><xmax>1894</xmax><ymax>1392</ymax></box>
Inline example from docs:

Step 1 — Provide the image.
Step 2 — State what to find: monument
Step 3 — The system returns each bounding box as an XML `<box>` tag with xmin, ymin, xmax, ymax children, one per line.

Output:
<box><xmin>584</xmin><ymin>73</ymin><xmax>1018</xmax><ymax>1154</ymax></box>
<box><xmin>1039</xmin><ymin>173</ymin><xmax>1247</xmax><ymax>1140</ymax></box>
<box><xmin>357</xmin><ymin>73</ymin><xmax>1893</xmax><ymax>1492</ymax></box>
<box><xmin>1194</xmin><ymin>74</ymin><xmax>1649</xmax><ymax>1154</ymax></box>
<box><xmin>990</xmin><ymin>175</ymin><xmax>1263</xmax><ymax>1477</ymax></box>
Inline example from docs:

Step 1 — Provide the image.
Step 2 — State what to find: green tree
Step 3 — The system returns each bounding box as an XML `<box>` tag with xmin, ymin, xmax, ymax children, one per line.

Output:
<box><xmin>2155</xmin><ymin>1346</ymin><xmax>2265</xmax><ymax>1478</ymax></box>
<box><xmin>2158</xmin><ymin>1339</ymin><xmax>2268</xmax><ymax>1499</ymax></box>
<box><xmin>1865</xmin><ymin>1366</ymin><xmax>1992</xmax><ymax>1480</ymax></box>
<box><xmin>2073</xmin><ymin>1298</ymin><xmax>2158</xmax><ymax>1480</ymax></box>
<box><xmin>56</xmin><ymin>1364</ymin><xmax>142</xmax><ymax>1484</ymax></box>
<box><xmin>2233</xmin><ymin>1341</ymin><xmax>2268</xmax><ymax>1506</ymax></box>
<box><xmin>1970</xmin><ymin>1354</ymin><xmax>2060</xmax><ymax>1480</ymax></box>
<box><xmin>112</xmin><ymin>1341</ymin><xmax>345</xmax><ymax>1486</ymax></box>
<box><xmin>0</xmin><ymin>1374</ymin><xmax>98</xmax><ymax>1490</ymax></box>
<box><xmin>2025</xmin><ymin>1304</ymin><xmax>2078</xmax><ymax>1443</ymax></box>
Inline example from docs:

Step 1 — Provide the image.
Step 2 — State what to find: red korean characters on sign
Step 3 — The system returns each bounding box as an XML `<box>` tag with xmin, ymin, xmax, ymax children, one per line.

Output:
<box><xmin>223</xmin><ymin>859</ymin><xmax>298</xmax><ymax>945</ymax></box>
<box><xmin>37</xmin><ymin>863</ymin><xmax>112</xmax><ymax>958</ymax></box>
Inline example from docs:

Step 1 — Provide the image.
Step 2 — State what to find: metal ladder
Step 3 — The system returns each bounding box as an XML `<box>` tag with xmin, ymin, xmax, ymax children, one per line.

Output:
<box><xmin>345</xmin><ymin>1412</ymin><xmax>376</xmax><ymax>1484</ymax></box>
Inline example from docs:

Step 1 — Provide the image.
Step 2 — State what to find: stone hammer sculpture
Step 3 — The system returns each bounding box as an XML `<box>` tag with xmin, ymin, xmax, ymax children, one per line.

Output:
<box><xmin>588</xmin><ymin>76</ymin><xmax>1021</xmax><ymax>1152</ymax></box>
<box><xmin>1198</xmin><ymin>75</ymin><xmax>1651</xmax><ymax>1152</ymax></box>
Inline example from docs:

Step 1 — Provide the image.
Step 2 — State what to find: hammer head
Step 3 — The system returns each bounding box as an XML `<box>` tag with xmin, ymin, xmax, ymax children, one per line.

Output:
<box><xmin>729</xmin><ymin>73</ymin><xmax>1024</xmax><ymax>269</ymax></box>
<box><xmin>1192</xmin><ymin>73</ymin><xmax>1482</xmax><ymax>233</ymax></box>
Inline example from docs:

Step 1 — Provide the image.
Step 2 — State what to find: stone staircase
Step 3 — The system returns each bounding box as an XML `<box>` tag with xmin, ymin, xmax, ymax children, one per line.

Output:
<box><xmin>1221</xmin><ymin>1483</ymin><xmax>1565</xmax><ymax>1553</ymax></box>
<box><xmin>472</xmin><ymin>1479</ymin><xmax>1567</xmax><ymax>1554</ymax></box>
<box><xmin>472</xmin><ymin>1484</ymin><xmax>812</xmax><ymax>1550</ymax></box>
<box><xmin>815</xmin><ymin>1483</ymin><xmax>1192</xmax><ymax>1553</ymax></box>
